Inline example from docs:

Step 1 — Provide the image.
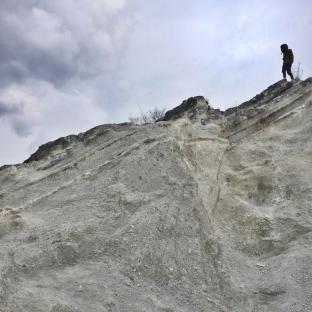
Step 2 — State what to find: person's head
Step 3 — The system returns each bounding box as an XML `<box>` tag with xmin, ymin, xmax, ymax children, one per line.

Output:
<box><xmin>281</xmin><ymin>44</ymin><xmax>288</xmax><ymax>53</ymax></box>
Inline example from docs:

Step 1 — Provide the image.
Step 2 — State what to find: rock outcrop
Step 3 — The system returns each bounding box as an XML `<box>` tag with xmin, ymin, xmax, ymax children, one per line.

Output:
<box><xmin>0</xmin><ymin>78</ymin><xmax>312</xmax><ymax>311</ymax></box>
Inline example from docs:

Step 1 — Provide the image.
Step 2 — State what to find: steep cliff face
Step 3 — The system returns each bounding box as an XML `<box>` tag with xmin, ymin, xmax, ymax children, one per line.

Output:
<box><xmin>0</xmin><ymin>78</ymin><xmax>312</xmax><ymax>312</ymax></box>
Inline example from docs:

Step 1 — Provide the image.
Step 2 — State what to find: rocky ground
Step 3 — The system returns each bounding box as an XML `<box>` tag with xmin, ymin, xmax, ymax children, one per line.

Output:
<box><xmin>0</xmin><ymin>78</ymin><xmax>312</xmax><ymax>311</ymax></box>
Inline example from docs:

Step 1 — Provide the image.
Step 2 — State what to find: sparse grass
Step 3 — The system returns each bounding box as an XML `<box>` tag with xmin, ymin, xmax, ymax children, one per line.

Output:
<box><xmin>294</xmin><ymin>62</ymin><xmax>303</xmax><ymax>80</ymax></box>
<box><xmin>129</xmin><ymin>106</ymin><xmax>166</xmax><ymax>124</ymax></box>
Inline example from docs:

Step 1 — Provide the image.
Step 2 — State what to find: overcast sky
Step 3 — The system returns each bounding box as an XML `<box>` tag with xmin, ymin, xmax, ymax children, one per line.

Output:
<box><xmin>0</xmin><ymin>0</ymin><xmax>311</xmax><ymax>165</ymax></box>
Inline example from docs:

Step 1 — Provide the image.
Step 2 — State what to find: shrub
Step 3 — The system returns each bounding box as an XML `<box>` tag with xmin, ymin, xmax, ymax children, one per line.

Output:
<box><xmin>294</xmin><ymin>62</ymin><xmax>303</xmax><ymax>80</ymax></box>
<box><xmin>129</xmin><ymin>106</ymin><xmax>166</xmax><ymax>124</ymax></box>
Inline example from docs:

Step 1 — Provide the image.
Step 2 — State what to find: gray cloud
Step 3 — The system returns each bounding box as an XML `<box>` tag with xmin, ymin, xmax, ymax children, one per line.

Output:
<box><xmin>0</xmin><ymin>0</ymin><xmax>131</xmax><ymax>146</ymax></box>
<box><xmin>0</xmin><ymin>101</ymin><xmax>22</xmax><ymax>116</ymax></box>
<box><xmin>11</xmin><ymin>118</ymin><xmax>33</xmax><ymax>137</ymax></box>
<box><xmin>0</xmin><ymin>96</ymin><xmax>30</xmax><ymax>136</ymax></box>
<box><xmin>0</xmin><ymin>0</ymin><xmax>130</xmax><ymax>88</ymax></box>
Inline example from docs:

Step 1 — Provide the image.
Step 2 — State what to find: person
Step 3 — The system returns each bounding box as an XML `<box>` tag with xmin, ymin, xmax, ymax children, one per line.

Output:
<box><xmin>280</xmin><ymin>44</ymin><xmax>294</xmax><ymax>80</ymax></box>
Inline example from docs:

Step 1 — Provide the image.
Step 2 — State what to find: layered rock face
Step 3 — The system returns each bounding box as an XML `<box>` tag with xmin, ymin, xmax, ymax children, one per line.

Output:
<box><xmin>0</xmin><ymin>78</ymin><xmax>312</xmax><ymax>312</ymax></box>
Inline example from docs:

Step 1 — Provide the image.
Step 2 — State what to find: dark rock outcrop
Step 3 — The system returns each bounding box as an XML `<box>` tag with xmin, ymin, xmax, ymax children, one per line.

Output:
<box><xmin>159</xmin><ymin>96</ymin><xmax>210</xmax><ymax>121</ymax></box>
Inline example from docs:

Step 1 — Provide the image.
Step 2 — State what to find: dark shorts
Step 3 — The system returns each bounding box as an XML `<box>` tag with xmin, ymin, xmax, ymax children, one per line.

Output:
<box><xmin>282</xmin><ymin>63</ymin><xmax>292</xmax><ymax>73</ymax></box>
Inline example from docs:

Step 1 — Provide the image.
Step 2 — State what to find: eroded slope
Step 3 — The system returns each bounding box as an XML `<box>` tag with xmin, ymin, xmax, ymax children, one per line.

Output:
<box><xmin>0</xmin><ymin>79</ymin><xmax>312</xmax><ymax>312</ymax></box>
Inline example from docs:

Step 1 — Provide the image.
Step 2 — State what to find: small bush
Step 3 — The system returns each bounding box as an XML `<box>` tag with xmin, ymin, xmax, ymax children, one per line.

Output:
<box><xmin>129</xmin><ymin>106</ymin><xmax>166</xmax><ymax>124</ymax></box>
<box><xmin>294</xmin><ymin>62</ymin><xmax>303</xmax><ymax>80</ymax></box>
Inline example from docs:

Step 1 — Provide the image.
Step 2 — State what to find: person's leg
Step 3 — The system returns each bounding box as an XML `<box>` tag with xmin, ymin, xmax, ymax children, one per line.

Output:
<box><xmin>287</xmin><ymin>64</ymin><xmax>294</xmax><ymax>80</ymax></box>
<box><xmin>282</xmin><ymin>64</ymin><xmax>287</xmax><ymax>79</ymax></box>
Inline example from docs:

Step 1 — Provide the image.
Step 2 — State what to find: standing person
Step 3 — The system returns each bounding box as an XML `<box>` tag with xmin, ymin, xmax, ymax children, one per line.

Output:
<box><xmin>281</xmin><ymin>44</ymin><xmax>294</xmax><ymax>80</ymax></box>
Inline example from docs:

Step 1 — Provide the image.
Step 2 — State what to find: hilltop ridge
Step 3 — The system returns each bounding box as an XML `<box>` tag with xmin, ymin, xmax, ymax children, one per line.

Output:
<box><xmin>19</xmin><ymin>77</ymin><xmax>312</xmax><ymax>165</ymax></box>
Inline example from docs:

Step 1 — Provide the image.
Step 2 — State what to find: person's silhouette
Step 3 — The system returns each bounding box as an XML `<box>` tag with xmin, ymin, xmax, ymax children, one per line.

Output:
<box><xmin>281</xmin><ymin>44</ymin><xmax>294</xmax><ymax>80</ymax></box>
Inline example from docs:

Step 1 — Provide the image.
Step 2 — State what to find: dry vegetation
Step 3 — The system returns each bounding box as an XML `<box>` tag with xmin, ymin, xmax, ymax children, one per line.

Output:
<box><xmin>129</xmin><ymin>107</ymin><xmax>166</xmax><ymax>124</ymax></box>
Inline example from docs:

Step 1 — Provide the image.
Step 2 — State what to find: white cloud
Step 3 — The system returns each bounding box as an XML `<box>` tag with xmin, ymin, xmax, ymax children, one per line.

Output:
<box><xmin>85</xmin><ymin>0</ymin><xmax>127</xmax><ymax>14</ymax></box>
<box><xmin>0</xmin><ymin>80</ymin><xmax>106</xmax><ymax>136</ymax></box>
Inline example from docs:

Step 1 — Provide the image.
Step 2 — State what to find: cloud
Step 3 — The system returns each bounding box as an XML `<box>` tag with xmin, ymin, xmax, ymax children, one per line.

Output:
<box><xmin>0</xmin><ymin>0</ymin><xmax>131</xmax><ymax>162</ymax></box>
<box><xmin>0</xmin><ymin>79</ymin><xmax>106</xmax><ymax>137</ymax></box>
<box><xmin>0</xmin><ymin>0</ymin><xmax>130</xmax><ymax>87</ymax></box>
<box><xmin>0</xmin><ymin>101</ymin><xmax>21</xmax><ymax>116</ymax></box>
<box><xmin>0</xmin><ymin>83</ymin><xmax>42</xmax><ymax>136</ymax></box>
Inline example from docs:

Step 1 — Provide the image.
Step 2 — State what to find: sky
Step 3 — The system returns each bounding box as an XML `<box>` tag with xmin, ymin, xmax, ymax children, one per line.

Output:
<box><xmin>0</xmin><ymin>0</ymin><xmax>311</xmax><ymax>165</ymax></box>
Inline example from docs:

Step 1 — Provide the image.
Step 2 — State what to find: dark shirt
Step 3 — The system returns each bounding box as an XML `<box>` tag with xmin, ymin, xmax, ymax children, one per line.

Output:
<box><xmin>283</xmin><ymin>49</ymin><xmax>294</xmax><ymax>64</ymax></box>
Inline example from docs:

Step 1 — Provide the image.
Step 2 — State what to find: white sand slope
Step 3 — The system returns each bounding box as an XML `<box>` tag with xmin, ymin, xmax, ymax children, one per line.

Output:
<box><xmin>0</xmin><ymin>78</ymin><xmax>312</xmax><ymax>311</ymax></box>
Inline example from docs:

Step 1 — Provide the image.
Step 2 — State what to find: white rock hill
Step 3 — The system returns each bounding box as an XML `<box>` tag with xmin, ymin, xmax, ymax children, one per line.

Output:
<box><xmin>0</xmin><ymin>78</ymin><xmax>312</xmax><ymax>311</ymax></box>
